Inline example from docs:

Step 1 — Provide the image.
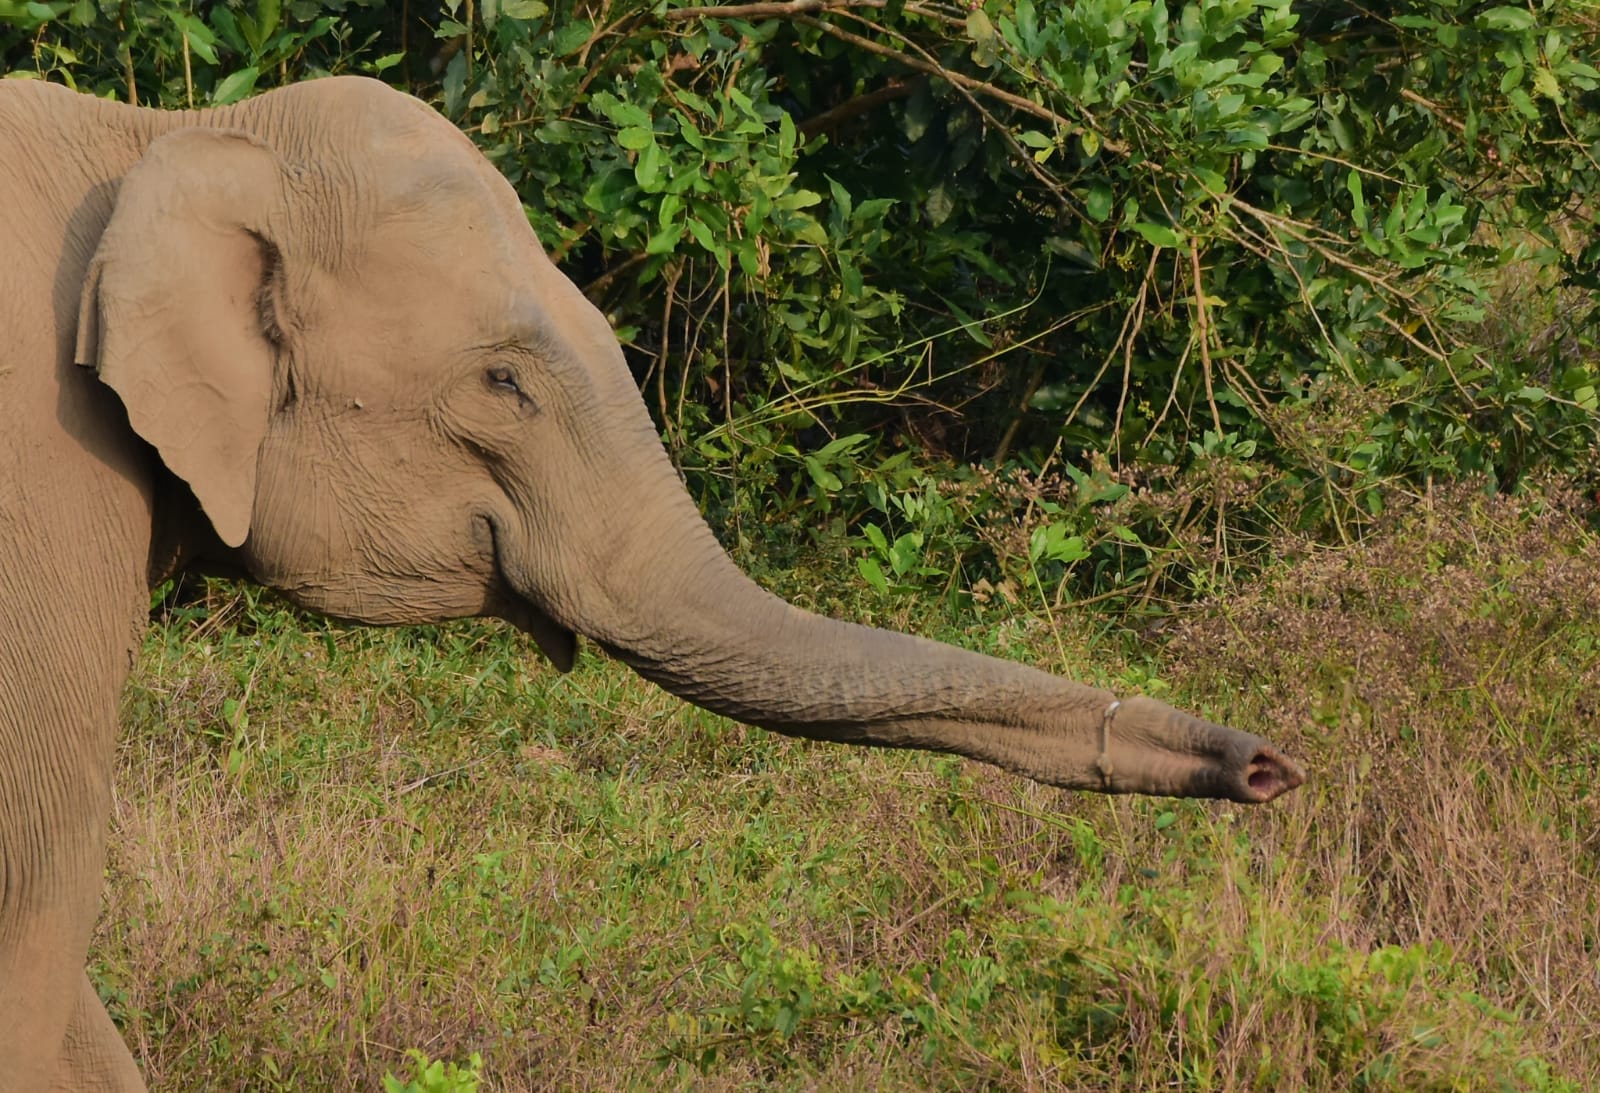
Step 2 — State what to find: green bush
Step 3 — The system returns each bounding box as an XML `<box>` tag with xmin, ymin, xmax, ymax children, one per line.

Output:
<box><xmin>383</xmin><ymin>1048</ymin><xmax>483</xmax><ymax>1093</ymax></box>
<box><xmin>5</xmin><ymin>0</ymin><xmax>1597</xmax><ymax>600</ymax></box>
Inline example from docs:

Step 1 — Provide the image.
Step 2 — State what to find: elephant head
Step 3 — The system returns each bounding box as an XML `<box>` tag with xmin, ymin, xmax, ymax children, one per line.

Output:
<box><xmin>75</xmin><ymin>77</ymin><xmax>1303</xmax><ymax>803</ymax></box>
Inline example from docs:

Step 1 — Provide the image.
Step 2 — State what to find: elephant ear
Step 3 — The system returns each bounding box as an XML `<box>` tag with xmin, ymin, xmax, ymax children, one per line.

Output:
<box><xmin>76</xmin><ymin>127</ymin><xmax>300</xmax><ymax>549</ymax></box>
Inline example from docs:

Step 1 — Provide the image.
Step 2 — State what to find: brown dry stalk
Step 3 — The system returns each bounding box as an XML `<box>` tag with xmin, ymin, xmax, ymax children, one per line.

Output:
<box><xmin>181</xmin><ymin>30</ymin><xmax>194</xmax><ymax>108</ymax></box>
<box><xmin>1189</xmin><ymin>238</ymin><xmax>1223</xmax><ymax>435</ymax></box>
<box><xmin>655</xmin><ymin>260</ymin><xmax>684</xmax><ymax>425</ymax></box>
<box><xmin>1110</xmin><ymin>249</ymin><xmax>1158</xmax><ymax>462</ymax></box>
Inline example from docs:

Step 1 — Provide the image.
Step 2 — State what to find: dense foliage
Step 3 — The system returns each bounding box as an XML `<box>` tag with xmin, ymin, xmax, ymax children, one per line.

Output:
<box><xmin>4</xmin><ymin>0</ymin><xmax>1597</xmax><ymax>602</ymax></box>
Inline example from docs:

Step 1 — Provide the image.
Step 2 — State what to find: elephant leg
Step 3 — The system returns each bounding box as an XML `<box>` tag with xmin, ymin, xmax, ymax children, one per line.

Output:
<box><xmin>0</xmin><ymin>710</ymin><xmax>117</xmax><ymax>1093</ymax></box>
<box><xmin>0</xmin><ymin>727</ymin><xmax>118</xmax><ymax>1093</ymax></box>
<box><xmin>50</xmin><ymin>974</ymin><xmax>145</xmax><ymax>1093</ymax></box>
<box><xmin>0</xmin><ymin>564</ymin><xmax>141</xmax><ymax>1088</ymax></box>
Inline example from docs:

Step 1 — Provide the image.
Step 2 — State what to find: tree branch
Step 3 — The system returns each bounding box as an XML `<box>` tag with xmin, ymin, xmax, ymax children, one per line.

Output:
<box><xmin>798</xmin><ymin>76</ymin><xmax>924</xmax><ymax>138</ymax></box>
<box><xmin>663</xmin><ymin>3</ymin><xmax>1110</xmax><ymax>155</ymax></box>
<box><xmin>794</xmin><ymin>15</ymin><xmax>1127</xmax><ymax>155</ymax></box>
<box><xmin>664</xmin><ymin>0</ymin><xmax>876</xmax><ymax>20</ymax></box>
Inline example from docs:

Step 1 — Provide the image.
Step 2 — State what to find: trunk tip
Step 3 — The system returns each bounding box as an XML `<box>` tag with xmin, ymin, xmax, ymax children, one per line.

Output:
<box><xmin>1239</xmin><ymin>744</ymin><xmax>1306</xmax><ymax>803</ymax></box>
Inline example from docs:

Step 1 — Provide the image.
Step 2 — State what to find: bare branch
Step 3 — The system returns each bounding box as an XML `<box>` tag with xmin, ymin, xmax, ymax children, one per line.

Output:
<box><xmin>664</xmin><ymin>0</ymin><xmax>876</xmax><ymax>20</ymax></box>
<box><xmin>798</xmin><ymin>77</ymin><xmax>924</xmax><ymax>138</ymax></box>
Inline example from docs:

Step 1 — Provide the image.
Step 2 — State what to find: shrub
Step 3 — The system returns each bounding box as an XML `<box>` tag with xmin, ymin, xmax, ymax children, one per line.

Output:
<box><xmin>5</xmin><ymin>0</ymin><xmax>1597</xmax><ymax>598</ymax></box>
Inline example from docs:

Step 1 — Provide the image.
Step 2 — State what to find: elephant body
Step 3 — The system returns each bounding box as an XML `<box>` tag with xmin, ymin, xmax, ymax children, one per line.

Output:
<box><xmin>0</xmin><ymin>77</ymin><xmax>1301</xmax><ymax>1090</ymax></box>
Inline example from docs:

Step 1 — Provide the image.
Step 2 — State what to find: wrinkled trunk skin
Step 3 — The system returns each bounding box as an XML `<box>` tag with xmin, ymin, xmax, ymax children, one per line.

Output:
<box><xmin>507</xmin><ymin>305</ymin><xmax>1303</xmax><ymax>805</ymax></box>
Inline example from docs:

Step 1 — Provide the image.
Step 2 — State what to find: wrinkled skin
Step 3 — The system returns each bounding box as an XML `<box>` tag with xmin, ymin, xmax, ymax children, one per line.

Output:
<box><xmin>0</xmin><ymin>77</ymin><xmax>1304</xmax><ymax>1090</ymax></box>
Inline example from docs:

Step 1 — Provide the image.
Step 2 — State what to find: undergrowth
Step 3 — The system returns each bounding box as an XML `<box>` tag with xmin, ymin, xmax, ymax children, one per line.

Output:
<box><xmin>98</xmin><ymin>480</ymin><xmax>1599</xmax><ymax>1091</ymax></box>
<box><xmin>6</xmin><ymin>1</ymin><xmax>1598</xmax><ymax>587</ymax></box>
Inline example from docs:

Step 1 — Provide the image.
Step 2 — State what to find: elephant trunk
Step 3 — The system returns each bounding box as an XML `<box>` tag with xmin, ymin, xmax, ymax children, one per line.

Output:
<box><xmin>500</xmin><ymin>274</ymin><xmax>1303</xmax><ymax>803</ymax></box>
<box><xmin>600</xmin><ymin>581</ymin><xmax>1303</xmax><ymax>802</ymax></box>
<box><xmin>513</xmin><ymin>412</ymin><xmax>1302</xmax><ymax>802</ymax></box>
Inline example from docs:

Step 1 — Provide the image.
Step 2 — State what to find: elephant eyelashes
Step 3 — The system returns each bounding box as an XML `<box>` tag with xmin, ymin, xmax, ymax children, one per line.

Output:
<box><xmin>486</xmin><ymin>365</ymin><xmax>538</xmax><ymax>416</ymax></box>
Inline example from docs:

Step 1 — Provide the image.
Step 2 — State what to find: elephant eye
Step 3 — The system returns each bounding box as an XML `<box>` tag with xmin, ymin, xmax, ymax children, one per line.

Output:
<box><xmin>486</xmin><ymin>366</ymin><xmax>521</xmax><ymax>394</ymax></box>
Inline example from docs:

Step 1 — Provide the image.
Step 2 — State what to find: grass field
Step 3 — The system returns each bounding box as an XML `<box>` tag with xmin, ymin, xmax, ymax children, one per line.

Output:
<box><xmin>95</xmin><ymin>482</ymin><xmax>1599</xmax><ymax>1091</ymax></box>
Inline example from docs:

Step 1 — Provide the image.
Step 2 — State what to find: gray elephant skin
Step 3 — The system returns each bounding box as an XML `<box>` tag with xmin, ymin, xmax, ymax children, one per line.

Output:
<box><xmin>0</xmin><ymin>76</ymin><xmax>1304</xmax><ymax>1090</ymax></box>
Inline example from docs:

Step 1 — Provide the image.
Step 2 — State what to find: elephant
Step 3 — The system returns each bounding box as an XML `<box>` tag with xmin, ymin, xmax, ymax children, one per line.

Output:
<box><xmin>0</xmin><ymin>74</ymin><xmax>1304</xmax><ymax>1090</ymax></box>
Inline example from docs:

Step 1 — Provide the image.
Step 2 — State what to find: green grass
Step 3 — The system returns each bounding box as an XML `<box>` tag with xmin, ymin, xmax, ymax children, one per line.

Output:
<box><xmin>96</xmin><ymin>482</ymin><xmax>1599</xmax><ymax>1091</ymax></box>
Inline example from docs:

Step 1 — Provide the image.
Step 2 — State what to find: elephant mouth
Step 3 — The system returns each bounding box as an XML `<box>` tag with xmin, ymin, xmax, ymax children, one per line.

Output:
<box><xmin>480</xmin><ymin>514</ymin><xmax>578</xmax><ymax>672</ymax></box>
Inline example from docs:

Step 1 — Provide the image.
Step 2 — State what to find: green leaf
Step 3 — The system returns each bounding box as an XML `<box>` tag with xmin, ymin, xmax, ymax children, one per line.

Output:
<box><xmin>549</xmin><ymin>20</ymin><xmax>592</xmax><ymax>55</ymax></box>
<box><xmin>1132</xmin><ymin>221</ymin><xmax>1184</xmax><ymax>249</ymax></box>
<box><xmin>779</xmin><ymin>110</ymin><xmax>797</xmax><ymax>155</ymax></box>
<box><xmin>803</xmin><ymin>456</ymin><xmax>842</xmax><ymax>492</ymax></box>
<box><xmin>827</xmin><ymin>175</ymin><xmax>853</xmax><ymax>223</ymax></box>
<box><xmin>1477</xmin><ymin>7</ymin><xmax>1536</xmax><ymax>31</ymax></box>
<box><xmin>967</xmin><ymin>9</ymin><xmax>1000</xmax><ymax>67</ymax></box>
<box><xmin>776</xmin><ymin>189</ymin><xmax>823</xmax><ymax>210</ymax></box>
<box><xmin>645</xmin><ymin>223</ymin><xmax>680</xmax><ymax>255</ymax></box>
<box><xmin>814</xmin><ymin>432</ymin><xmax>870</xmax><ymax>459</ymax></box>
<box><xmin>1085</xmin><ymin>184</ymin><xmax>1113</xmax><ymax>222</ymax></box>
<box><xmin>1347</xmin><ymin>170</ymin><xmax>1367</xmax><ymax>230</ymax></box>
<box><xmin>170</xmin><ymin>12</ymin><xmax>219</xmax><ymax>65</ymax></box>
<box><xmin>889</xmin><ymin>532</ymin><xmax>922</xmax><ymax>575</ymax></box>
<box><xmin>617</xmin><ymin>126</ymin><xmax>654</xmax><ymax>150</ymax></box>
<box><xmin>601</xmin><ymin>99</ymin><xmax>652</xmax><ymax>129</ymax></box>
<box><xmin>857</xmin><ymin>556</ymin><xmax>889</xmax><ymax>593</ymax></box>
<box><xmin>685</xmin><ymin>217</ymin><xmax>717</xmax><ymax>252</ymax></box>
<box><xmin>635</xmin><ymin>140</ymin><xmax>665</xmax><ymax>191</ymax></box>
<box><xmin>254</xmin><ymin>0</ymin><xmax>280</xmax><ymax>46</ymax></box>
<box><xmin>212</xmin><ymin>66</ymin><xmax>260</xmax><ymax>106</ymax></box>
<box><xmin>659</xmin><ymin>192</ymin><xmax>683</xmax><ymax>229</ymax></box>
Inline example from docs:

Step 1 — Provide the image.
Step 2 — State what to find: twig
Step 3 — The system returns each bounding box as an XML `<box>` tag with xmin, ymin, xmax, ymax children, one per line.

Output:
<box><xmin>181</xmin><ymin>29</ymin><xmax>194</xmax><ymax>108</ymax></box>
<box><xmin>1228</xmin><ymin>197</ymin><xmax>1425</xmax><ymax>305</ymax></box>
<box><xmin>1145</xmin><ymin>328</ymin><xmax>1194</xmax><ymax>448</ymax></box>
<box><xmin>395</xmin><ymin>756</ymin><xmax>493</xmax><ymax>797</ymax></box>
<box><xmin>580</xmin><ymin>251</ymin><xmax>650</xmax><ymax>300</ymax></box>
<box><xmin>1023</xmin><ymin>263</ymin><xmax>1154</xmax><ymax>527</ymax></box>
<box><xmin>665</xmin><ymin>0</ymin><xmax>967</xmax><ymax>27</ymax></box>
<box><xmin>798</xmin><ymin>76</ymin><xmax>924</xmax><ymax>138</ymax></box>
<box><xmin>655</xmin><ymin>261</ymin><xmax>684</xmax><ymax>425</ymax></box>
<box><xmin>666</xmin><ymin>0</ymin><xmax>859</xmax><ymax>17</ymax></box>
<box><xmin>991</xmin><ymin>359</ymin><xmax>1047</xmax><ymax>465</ymax></box>
<box><xmin>1110</xmin><ymin>249</ymin><xmax>1157</xmax><ymax>463</ymax></box>
<box><xmin>793</xmin><ymin>14</ymin><xmax>1124</xmax><ymax>153</ymax></box>
<box><xmin>833</xmin><ymin>9</ymin><xmax>1081</xmax><ymax>213</ymax></box>
<box><xmin>1188</xmin><ymin>238</ymin><xmax>1223</xmax><ymax>435</ymax></box>
<box><xmin>1223</xmin><ymin>207</ymin><xmax>1351</xmax><ymax>380</ymax></box>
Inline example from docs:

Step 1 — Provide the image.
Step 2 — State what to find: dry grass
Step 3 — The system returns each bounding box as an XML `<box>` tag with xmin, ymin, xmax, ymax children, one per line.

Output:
<box><xmin>93</xmin><ymin>480</ymin><xmax>1598</xmax><ymax>1091</ymax></box>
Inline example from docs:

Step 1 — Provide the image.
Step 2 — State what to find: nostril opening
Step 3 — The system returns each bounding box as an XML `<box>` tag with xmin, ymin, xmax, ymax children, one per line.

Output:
<box><xmin>1243</xmin><ymin>748</ymin><xmax>1307</xmax><ymax>801</ymax></box>
<box><xmin>1247</xmin><ymin>765</ymin><xmax>1280</xmax><ymax>795</ymax></box>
